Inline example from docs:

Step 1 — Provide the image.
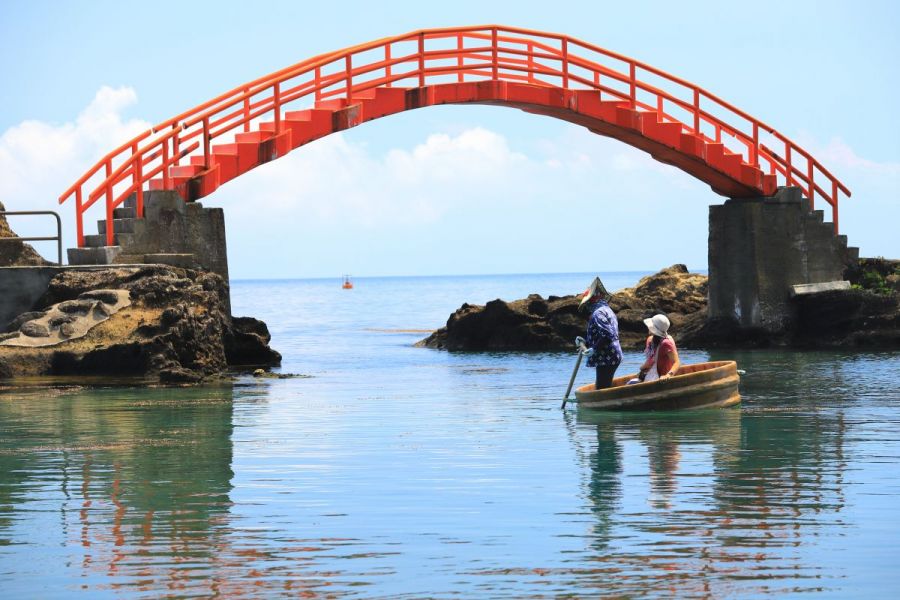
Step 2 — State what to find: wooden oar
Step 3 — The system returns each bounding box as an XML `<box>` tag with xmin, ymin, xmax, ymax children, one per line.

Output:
<box><xmin>561</xmin><ymin>341</ymin><xmax>588</xmax><ymax>409</ymax></box>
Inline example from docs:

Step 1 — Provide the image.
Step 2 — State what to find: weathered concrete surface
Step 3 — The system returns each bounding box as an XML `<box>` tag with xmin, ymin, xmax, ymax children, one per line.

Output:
<box><xmin>708</xmin><ymin>186</ymin><xmax>856</xmax><ymax>335</ymax></box>
<box><xmin>113</xmin><ymin>192</ymin><xmax>230</xmax><ymax>284</ymax></box>
<box><xmin>67</xmin><ymin>191</ymin><xmax>232</xmax><ymax>311</ymax></box>
<box><xmin>790</xmin><ymin>281</ymin><xmax>851</xmax><ymax>297</ymax></box>
<box><xmin>67</xmin><ymin>246</ymin><xmax>122</xmax><ymax>266</ymax></box>
<box><xmin>0</xmin><ymin>265</ymin><xmax>280</xmax><ymax>381</ymax></box>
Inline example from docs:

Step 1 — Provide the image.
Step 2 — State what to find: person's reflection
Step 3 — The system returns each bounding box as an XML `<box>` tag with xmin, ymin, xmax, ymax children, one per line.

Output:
<box><xmin>641</xmin><ymin>427</ymin><xmax>681</xmax><ymax>509</ymax></box>
<box><xmin>585</xmin><ymin>418</ymin><xmax>623</xmax><ymax>549</ymax></box>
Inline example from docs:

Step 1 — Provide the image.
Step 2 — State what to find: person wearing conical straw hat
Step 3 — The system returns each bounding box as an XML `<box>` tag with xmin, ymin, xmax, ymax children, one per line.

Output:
<box><xmin>576</xmin><ymin>276</ymin><xmax>623</xmax><ymax>390</ymax></box>
<box><xmin>637</xmin><ymin>314</ymin><xmax>681</xmax><ymax>382</ymax></box>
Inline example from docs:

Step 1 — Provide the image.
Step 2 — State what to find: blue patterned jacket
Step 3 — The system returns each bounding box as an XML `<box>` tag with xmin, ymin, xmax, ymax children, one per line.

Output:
<box><xmin>585</xmin><ymin>300</ymin><xmax>623</xmax><ymax>367</ymax></box>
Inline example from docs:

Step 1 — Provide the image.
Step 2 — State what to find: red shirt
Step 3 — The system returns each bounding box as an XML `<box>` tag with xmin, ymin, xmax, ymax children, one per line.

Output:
<box><xmin>645</xmin><ymin>336</ymin><xmax>677</xmax><ymax>376</ymax></box>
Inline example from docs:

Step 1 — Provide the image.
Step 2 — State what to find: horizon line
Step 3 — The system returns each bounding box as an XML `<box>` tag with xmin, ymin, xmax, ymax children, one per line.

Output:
<box><xmin>231</xmin><ymin>266</ymin><xmax>706</xmax><ymax>283</ymax></box>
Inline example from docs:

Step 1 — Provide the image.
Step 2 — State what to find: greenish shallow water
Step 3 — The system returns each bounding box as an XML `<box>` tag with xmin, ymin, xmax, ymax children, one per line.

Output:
<box><xmin>1</xmin><ymin>273</ymin><xmax>898</xmax><ymax>598</ymax></box>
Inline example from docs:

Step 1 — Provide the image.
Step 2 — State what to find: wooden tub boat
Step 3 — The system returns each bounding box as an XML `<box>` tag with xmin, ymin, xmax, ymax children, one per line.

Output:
<box><xmin>574</xmin><ymin>361</ymin><xmax>740</xmax><ymax>411</ymax></box>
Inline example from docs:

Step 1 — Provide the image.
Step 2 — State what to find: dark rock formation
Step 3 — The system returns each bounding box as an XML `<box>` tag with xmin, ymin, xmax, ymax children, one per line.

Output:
<box><xmin>418</xmin><ymin>294</ymin><xmax>583</xmax><ymax>351</ymax></box>
<box><xmin>608</xmin><ymin>265</ymin><xmax>707</xmax><ymax>348</ymax></box>
<box><xmin>225</xmin><ymin>317</ymin><xmax>282</xmax><ymax>367</ymax></box>
<box><xmin>419</xmin><ymin>265</ymin><xmax>707</xmax><ymax>351</ymax></box>
<box><xmin>0</xmin><ymin>265</ymin><xmax>281</xmax><ymax>381</ymax></box>
<box><xmin>419</xmin><ymin>262</ymin><xmax>899</xmax><ymax>351</ymax></box>
<box><xmin>0</xmin><ymin>200</ymin><xmax>51</xmax><ymax>266</ymax></box>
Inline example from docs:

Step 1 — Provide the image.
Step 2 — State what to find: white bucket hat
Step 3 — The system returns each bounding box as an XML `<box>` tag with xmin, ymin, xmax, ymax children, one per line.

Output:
<box><xmin>579</xmin><ymin>277</ymin><xmax>611</xmax><ymax>308</ymax></box>
<box><xmin>643</xmin><ymin>314</ymin><xmax>670</xmax><ymax>338</ymax></box>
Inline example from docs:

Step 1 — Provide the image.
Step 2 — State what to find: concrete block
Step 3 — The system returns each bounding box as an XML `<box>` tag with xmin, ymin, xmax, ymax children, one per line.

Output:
<box><xmin>764</xmin><ymin>186</ymin><xmax>803</xmax><ymax>204</ymax></box>
<box><xmin>113</xmin><ymin>206</ymin><xmax>136</xmax><ymax>219</ymax></box>
<box><xmin>65</xmin><ymin>187</ymin><xmax>229</xmax><ymax>312</ymax></box>
<box><xmin>83</xmin><ymin>234</ymin><xmax>108</xmax><ymax>248</ymax></box>
<box><xmin>790</xmin><ymin>281</ymin><xmax>851</xmax><ymax>297</ymax></box>
<box><xmin>97</xmin><ymin>218</ymin><xmax>135</xmax><ymax>235</ymax></box>
<box><xmin>67</xmin><ymin>246</ymin><xmax>121</xmax><ymax>265</ymax></box>
<box><xmin>144</xmin><ymin>191</ymin><xmax>185</xmax><ymax>221</ymax></box>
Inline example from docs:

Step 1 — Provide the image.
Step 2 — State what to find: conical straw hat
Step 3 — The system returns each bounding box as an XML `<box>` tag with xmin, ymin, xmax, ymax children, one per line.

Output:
<box><xmin>579</xmin><ymin>276</ymin><xmax>610</xmax><ymax>307</ymax></box>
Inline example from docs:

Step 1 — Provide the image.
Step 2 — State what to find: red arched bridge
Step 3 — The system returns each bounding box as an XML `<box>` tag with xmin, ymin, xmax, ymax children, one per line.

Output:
<box><xmin>60</xmin><ymin>25</ymin><xmax>851</xmax><ymax>247</ymax></box>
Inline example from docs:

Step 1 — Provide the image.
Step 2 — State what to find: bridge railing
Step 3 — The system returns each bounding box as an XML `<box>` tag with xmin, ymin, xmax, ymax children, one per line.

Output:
<box><xmin>60</xmin><ymin>25</ymin><xmax>850</xmax><ymax>246</ymax></box>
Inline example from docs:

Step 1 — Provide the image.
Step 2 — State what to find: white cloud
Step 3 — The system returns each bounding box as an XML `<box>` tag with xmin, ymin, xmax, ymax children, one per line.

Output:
<box><xmin>814</xmin><ymin>137</ymin><xmax>900</xmax><ymax>175</ymax></box>
<box><xmin>0</xmin><ymin>86</ymin><xmax>151</xmax><ymax>251</ymax></box>
<box><xmin>217</xmin><ymin>126</ymin><xmax>532</xmax><ymax>229</ymax></box>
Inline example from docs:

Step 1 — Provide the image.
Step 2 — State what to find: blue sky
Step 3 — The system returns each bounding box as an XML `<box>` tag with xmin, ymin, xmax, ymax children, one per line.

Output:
<box><xmin>1</xmin><ymin>0</ymin><xmax>897</xmax><ymax>278</ymax></box>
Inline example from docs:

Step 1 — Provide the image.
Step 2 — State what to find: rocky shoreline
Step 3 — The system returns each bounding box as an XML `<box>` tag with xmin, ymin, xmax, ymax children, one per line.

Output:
<box><xmin>1</xmin><ymin>207</ymin><xmax>281</xmax><ymax>383</ymax></box>
<box><xmin>419</xmin><ymin>263</ymin><xmax>899</xmax><ymax>352</ymax></box>
<box><xmin>0</xmin><ymin>265</ymin><xmax>281</xmax><ymax>382</ymax></box>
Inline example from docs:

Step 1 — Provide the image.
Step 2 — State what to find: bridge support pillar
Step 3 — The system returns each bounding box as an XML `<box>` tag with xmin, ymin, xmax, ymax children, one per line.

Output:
<box><xmin>114</xmin><ymin>191</ymin><xmax>231</xmax><ymax>313</ymax></box>
<box><xmin>708</xmin><ymin>187</ymin><xmax>857</xmax><ymax>334</ymax></box>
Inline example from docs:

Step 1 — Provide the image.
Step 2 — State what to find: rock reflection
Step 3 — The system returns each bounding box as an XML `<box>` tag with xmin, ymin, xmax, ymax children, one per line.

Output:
<box><xmin>0</xmin><ymin>383</ymin><xmax>387</xmax><ymax>596</ymax></box>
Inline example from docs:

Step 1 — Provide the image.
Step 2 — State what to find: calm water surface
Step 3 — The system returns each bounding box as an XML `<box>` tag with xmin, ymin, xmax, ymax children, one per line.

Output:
<box><xmin>1</xmin><ymin>272</ymin><xmax>898</xmax><ymax>598</ymax></box>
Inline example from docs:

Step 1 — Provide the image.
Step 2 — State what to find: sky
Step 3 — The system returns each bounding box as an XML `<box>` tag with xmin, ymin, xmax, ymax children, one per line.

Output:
<box><xmin>0</xmin><ymin>0</ymin><xmax>897</xmax><ymax>279</ymax></box>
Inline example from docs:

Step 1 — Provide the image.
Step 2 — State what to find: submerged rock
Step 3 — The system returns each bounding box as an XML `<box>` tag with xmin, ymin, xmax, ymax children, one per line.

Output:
<box><xmin>0</xmin><ymin>265</ymin><xmax>281</xmax><ymax>382</ymax></box>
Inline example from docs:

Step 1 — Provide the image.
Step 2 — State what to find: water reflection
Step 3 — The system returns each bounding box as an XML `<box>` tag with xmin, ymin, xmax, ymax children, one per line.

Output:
<box><xmin>0</xmin><ymin>384</ymin><xmax>236</xmax><ymax>595</ymax></box>
<box><xmin>1</xmin><ymin>345</ymin><xmax>896</xmax><ymax>597</ymax></box>
<box><xmin>570</xmin><ymin>378</ymin><xmax>849</xmax><ymax>595</ymax></box>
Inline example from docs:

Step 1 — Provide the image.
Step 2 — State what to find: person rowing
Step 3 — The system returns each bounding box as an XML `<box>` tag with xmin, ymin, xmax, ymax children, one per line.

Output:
<box><xmin>575</xmin><ymin>277</ymin><xmax>623</xmax><ymax>390</ymax></box>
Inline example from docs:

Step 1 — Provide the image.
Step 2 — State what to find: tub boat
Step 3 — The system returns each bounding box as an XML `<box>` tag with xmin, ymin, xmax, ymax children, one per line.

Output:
<box><xmin>573</xmin><ymin>361</ymin><xmax>740</xmax><ymax>411</ymax></box>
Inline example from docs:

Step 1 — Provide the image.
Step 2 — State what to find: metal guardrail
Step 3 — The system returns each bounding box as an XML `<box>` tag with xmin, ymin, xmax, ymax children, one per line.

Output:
<box><xmin>0</xmin><ymin>210</ymin><xmax>63</xmax><ymax>266</ymax></box>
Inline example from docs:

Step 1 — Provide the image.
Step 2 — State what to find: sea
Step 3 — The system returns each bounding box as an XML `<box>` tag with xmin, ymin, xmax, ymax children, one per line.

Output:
<box><xmin>1</xmin><ymin>271</ymin><xmax>898</xmax><ymax>598</ymax></box>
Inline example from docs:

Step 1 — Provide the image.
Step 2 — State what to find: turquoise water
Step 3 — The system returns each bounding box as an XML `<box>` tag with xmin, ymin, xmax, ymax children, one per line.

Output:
<box><xmin>1</xmin><ymin>272</ymin><xmax>899</xmax><ymax>597</ymax></box>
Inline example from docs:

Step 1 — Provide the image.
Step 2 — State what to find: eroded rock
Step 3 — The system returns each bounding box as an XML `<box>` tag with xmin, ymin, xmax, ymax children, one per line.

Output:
<box><xmin>225</xmin><ymin>317</ymin><xmax>283</xmax><ymax>366</ymax></box>
<box><xmin>6</xmin><ymin>311</ymin><xmax>45</xmax><ymax>333</ymax></box>
<box><xmin>0</xmin><ymin>266</ymin><xmax>281</xmax><ymax>382</ymax></box>
<box><xmin>419</xmin><ymin>262</ymin><xmax>898</xmax><ymax>351</ymax></box>
<box><xmin>419</xmin><ymin>265</ymin><xmax>707</xmax><ymax>351</ymax></box>
<box><xmin>20</xmin><ymin>322</ymin><xmax>50</xmax><ymax>338</ymax></box>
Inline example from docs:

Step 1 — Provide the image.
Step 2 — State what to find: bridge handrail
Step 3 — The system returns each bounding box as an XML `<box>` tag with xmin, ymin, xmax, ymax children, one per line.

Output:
<box><xmin>60</xmin><ymin>25</ymin><xmax>850</xmax><ymax>246</ymax></box>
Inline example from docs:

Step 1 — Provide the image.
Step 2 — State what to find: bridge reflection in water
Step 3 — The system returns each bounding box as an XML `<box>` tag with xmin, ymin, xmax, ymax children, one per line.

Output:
<box><xmin>0</xmin><ymin>384</ymin><xmax>236</xmax><ymax>594</ymax></box>
<box><xmin>0</xmin><ymin>351</ymin><xmax>866</xmax><ymax>596</ymax></box>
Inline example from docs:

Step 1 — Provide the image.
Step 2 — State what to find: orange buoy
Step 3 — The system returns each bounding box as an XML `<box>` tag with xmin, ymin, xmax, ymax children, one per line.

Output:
<box><xmin>342</xmin><ymin>275</ymin><xmax>353</xmax><ymax>289</ymax></box>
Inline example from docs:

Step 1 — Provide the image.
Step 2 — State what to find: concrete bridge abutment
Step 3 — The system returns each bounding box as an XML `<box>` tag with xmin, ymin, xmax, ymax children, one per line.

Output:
<box><xmin>707</xmin><ymin>186</ymin><xmax>858</xmax><ymax>334</ymax></box>
<box><xmin>67</xmin><ymin>191</ymin><xmax>231</xmax><ymax>313</ymax></box>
